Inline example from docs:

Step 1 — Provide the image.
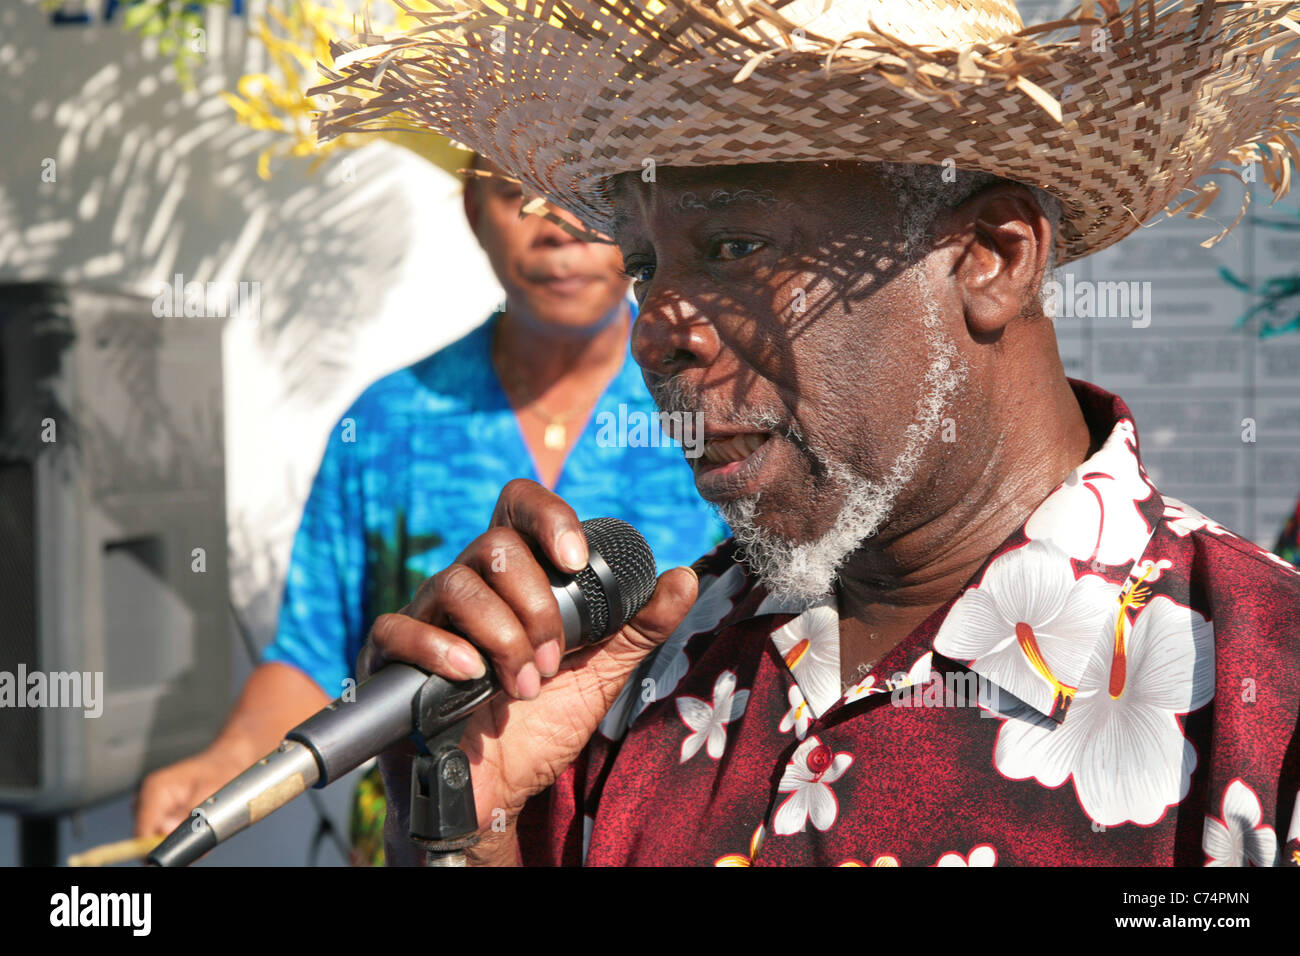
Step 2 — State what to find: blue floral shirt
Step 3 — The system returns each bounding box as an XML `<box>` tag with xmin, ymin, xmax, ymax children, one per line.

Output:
<box><xmin>262</xmin><ymin>307</ymin><xmax>728</xmax><ymax>697</ymax></box>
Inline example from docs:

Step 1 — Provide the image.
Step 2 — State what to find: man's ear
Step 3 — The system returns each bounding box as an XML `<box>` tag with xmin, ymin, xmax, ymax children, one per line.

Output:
<box><xmin>944</xmin><ymin>185</ymin><xmax>1052</xmax><ymax>336</ymax></box>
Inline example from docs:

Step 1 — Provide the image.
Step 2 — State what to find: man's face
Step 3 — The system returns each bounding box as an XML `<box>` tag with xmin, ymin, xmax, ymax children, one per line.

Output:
<box><xmin>466</xmin><ymin>157</ymin><xmax>629</xmax><ymax>330</ymax></box>
<box><xmin>612</xmin><ymin>162</ymin><xmax>971</xmax><ymax>601</ymax></box>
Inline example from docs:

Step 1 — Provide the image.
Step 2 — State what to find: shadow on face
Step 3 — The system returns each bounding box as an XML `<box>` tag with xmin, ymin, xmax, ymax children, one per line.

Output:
<box><xmin>606</xmin><ymin>160</ymin><xmax>962</xmax><ymax>547</ymax></box>
<box><xmin>464</xmin><ymin>155</ymin><xmax>630</xmax><ymax>334</ymax></box>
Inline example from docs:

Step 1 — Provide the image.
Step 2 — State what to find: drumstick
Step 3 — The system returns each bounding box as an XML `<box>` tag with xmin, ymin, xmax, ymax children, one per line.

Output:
<box><xmin>67</xmin><ymin>835</ymin><xmax>163</xmax><ymax>867</ymax></box>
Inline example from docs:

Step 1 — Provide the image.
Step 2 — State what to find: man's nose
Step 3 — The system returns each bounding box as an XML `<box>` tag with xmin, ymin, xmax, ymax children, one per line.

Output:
<box><xmin>631</xmin><ymin>293</ymin><xmax>721</xmax><ymax>379</ymax></box>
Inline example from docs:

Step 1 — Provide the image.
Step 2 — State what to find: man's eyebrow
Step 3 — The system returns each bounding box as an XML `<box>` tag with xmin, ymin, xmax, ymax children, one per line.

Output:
<box><xmin>607</xmin><ymin>184</ymin><xmax>786</xmax><ymax>239</ymax></box>
<box><xmin>674</xmin><ymin>187</ymin><xmax>784</xmax><ymax>213</ymax></box>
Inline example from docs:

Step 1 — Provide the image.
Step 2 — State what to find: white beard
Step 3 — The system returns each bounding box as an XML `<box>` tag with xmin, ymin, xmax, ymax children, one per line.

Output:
<box><xmin>720</xmin><ymin>271</ymin><xmax>966</xmax><ymax>606</ymax></box>
<box><xmin>720</xmin><ymin>462</ymin><xmax>899</xmax><ymax>607</ymax></box>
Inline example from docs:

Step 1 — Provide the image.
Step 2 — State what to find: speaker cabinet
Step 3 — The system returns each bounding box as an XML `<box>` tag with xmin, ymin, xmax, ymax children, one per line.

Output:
<box><xmin>0</xmin><ymin>281</ymin><xmax>230</xmax><ymax>813</ymax></box>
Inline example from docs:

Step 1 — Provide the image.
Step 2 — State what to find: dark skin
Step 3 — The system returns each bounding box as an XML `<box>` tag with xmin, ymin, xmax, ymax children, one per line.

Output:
<box><xmin>615</xmin><ymin>161</ymin><xmax>1090</xmax><ymax>685</ymax></box>
<box><xmin>358</xmin><ymin>161</ymin><xmax>1091</xmax><ymax>865</ymax></box>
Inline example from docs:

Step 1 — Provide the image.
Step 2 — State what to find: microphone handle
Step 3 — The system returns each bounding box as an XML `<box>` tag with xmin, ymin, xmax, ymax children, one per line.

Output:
<box><xmin>150</xmin><ymin>663</ymin><xmax>501</xmax><ymax>866</ymax></box>
<box><xmin>289</xmin><ymin>545</ymin><xmax>610</xmax><ymax>785</ymax></box>
<box><xmin>288</xmin><ymin>663</ymin><xmax>498</xmax><ymax>786</ymax></box>
<box><xmin>289</xmin><ymin>538</ymin><xmax>620</xmax><ymax>786</ymax></box>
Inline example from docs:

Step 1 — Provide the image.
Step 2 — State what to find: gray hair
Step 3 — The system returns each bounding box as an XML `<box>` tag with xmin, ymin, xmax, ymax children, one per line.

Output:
<box><xmin>879</xmin><ymin>161</ymin><xmax>1063</xmax><ymax>294</ymax></box>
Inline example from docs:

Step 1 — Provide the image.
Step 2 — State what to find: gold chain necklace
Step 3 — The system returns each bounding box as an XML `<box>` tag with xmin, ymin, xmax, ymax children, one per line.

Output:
<box><xmin>493</xmin><ymin>323</ymin><xmax>600</xmax><ymax>451</ymax></box>
<box><xmin>520</xmin><ymin>394</ymin><xmax>586</xmax><ymax>450</ymax></box>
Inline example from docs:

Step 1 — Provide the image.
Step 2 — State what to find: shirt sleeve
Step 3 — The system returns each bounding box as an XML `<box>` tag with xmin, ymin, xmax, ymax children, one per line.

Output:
<box><xmin>260</xmin><ymin>417</ymin><xmax>368</xmax><ymax>698</ymax></box>
<box><xmin>516</xmin><ymin>731</ymin><xmax>628</xmax><ymax>866</ymax></box>
<box><xmin>1197</xmin><ymin>537</ymin><xmax>1300</xmax><ymax>867</ymax></box>
<box><xmin>516</xmin><ymin>756</ymin><xmax>590</xmax><ymax>866</ymax></box>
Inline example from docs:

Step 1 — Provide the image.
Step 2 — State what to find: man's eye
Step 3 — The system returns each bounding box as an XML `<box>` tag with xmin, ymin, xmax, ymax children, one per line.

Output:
<box><xmin>620</xmin><ymin>261</ymin><xmax>655</xmax><ymax>283</ymax></box>
<box><xmin>714</xmin><ymin>239</ymin><xmax>764</xmax><ymax>261</ymax></box>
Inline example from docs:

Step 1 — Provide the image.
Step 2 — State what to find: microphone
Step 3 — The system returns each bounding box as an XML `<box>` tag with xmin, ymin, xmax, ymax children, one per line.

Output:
<box><xmin>149</xmin><ymin>517</ymin><xmax>657</xmax><ymax>867</ymax></box>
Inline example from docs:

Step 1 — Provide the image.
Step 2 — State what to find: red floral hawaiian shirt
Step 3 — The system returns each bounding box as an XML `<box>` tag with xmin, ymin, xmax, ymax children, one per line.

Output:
<box><xmin>517</xmin><ymin>380</ymin><xmax>1300</xmax><ymax>866</ymax></box>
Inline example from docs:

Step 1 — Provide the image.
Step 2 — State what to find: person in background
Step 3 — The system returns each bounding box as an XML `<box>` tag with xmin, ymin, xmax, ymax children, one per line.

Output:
<box><xmin>133</xmin><ymin>153</ymin><xmax>728</xmax><ymax>864</ymax></box>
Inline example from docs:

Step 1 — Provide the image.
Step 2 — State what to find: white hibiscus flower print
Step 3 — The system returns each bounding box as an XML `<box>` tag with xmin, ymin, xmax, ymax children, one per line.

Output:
<box><xmin>1132</xmin><ymin>558</ymin><xmax>1172</xmax><ymax>582</ymax></box>
<box><xmin>994</xmin><ymin>592</ymin><xmax>1214</xmax><ymax>827</ymax></box>
<box><xmin>676</xmin><ymin>669</ymin><xmax>750</xmax><ymax>763</ymax></box>
<box><xmin>773</xmin><ymin>736</ymin><xmax>853</xmax><ymax>835</ymax></box>
<box><xmin>934</xmin><ymin>540</ymin><xmax>1121</xmax><ymax>719</ymax></box>
<box><xmin>935</xmin><ymin>845</ymin><xmax>997</xmax><ymax>867</ymax></box>
<box><xmin>1024</xmin><ymin>419</ymin><xmax>1155</xmax><ymax>565</ymax></box>
<box><xmin>770</xmin><ymin>604</ymin><xmax>841</xmax><ymax>717</ymax></box>
<box><xmin>779</xmin><ymin>684</ymin><xmax>813</xmax><ymax>739</ymax></box>
<box><xmin>844</xmin><ymin>651</ymin><xmax>935</xmax><ymax>705</ymax></box>
<box><xmin>895</xmin><ymin>652</ymin><xmax>934</xmax><ymax>691</ymax></box>
<box><xmin>1162</xmin><ymin>497</ymin><xmax>1232</xmax><ymax>538</ymax></box>
<box><xmin>599</xmin><ymin>563</ymin><xmax>746</xmax><ymax>740</ymax></box>
<box><xmin>842</xmin><ymin>673</ymin><xmax>881</xmax><ymax>704</ymax></box>
<box><xmin>1203</xmin><ymin>779</ymin><xmax>1278</xmax><ymax>867</ymax></box>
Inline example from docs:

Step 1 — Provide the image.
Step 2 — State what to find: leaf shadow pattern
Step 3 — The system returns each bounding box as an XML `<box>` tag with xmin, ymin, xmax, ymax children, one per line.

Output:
<box><xmin>1</xmin><ymin>1</ymin><xmax>419</xmax><ymax>636</ymax></box>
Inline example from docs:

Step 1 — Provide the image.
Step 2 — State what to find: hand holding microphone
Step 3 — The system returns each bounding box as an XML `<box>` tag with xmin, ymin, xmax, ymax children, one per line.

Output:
<box><xmin>149</xmin><ymin>480</ymin><xmax>698</xmax><ymax>866</ymax></box>
<box><xmin>362</xmin><ymin>480</ymin><xmax>698</xmax><ymax>865</ymax></box>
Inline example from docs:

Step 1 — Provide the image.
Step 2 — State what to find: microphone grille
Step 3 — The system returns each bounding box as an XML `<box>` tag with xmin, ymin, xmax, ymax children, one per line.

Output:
<box><xmin>579</xmin><ymin>517</ymin><xmax>658</xmax><ymax>633</ymax></box>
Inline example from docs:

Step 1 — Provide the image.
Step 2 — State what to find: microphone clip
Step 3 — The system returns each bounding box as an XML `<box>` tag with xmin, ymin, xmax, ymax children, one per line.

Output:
<box><xmin>407</xmin><ymin>669</ymin><xmax>495</xmax><ymax>865</ymax></box>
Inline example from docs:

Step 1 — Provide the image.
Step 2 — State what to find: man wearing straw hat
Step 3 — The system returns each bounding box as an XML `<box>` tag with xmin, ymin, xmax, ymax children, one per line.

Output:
<box><xmin>315</xmin><ymin>0</ymin><xmax>1300</xmax><ymax>865</ymax></box>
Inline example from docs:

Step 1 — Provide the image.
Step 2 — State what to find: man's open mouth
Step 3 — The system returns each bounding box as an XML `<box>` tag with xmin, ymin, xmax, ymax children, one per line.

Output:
<box><xmin>702</xmin><ymin>432</ymin><xmax>770</xmax><ymax>466</ymax></box>
<box><xmin>694</xmin><ymin>431</ymin><xmax>775</xmax><ymax>501</ymax></box>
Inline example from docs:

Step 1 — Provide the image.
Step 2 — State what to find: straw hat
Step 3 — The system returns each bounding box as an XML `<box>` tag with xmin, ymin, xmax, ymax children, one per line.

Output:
<box><xmin>312</xmin><ymin>0</ymin><xmax>1300</xmax><ymax>264</ymax></box>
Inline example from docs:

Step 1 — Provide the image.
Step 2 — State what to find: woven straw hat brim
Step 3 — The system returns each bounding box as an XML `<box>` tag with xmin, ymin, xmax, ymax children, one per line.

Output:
<box><xmin>313</xmin><ymin>1</ymin><xmax>1300</xmax><ymax>264</ymax></box>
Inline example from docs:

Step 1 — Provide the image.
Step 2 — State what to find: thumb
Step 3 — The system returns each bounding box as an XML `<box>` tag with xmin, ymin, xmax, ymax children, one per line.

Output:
<box><xmin>547</xmin><ymin>566</ymin><xmax>698</xmax><ymax>723</ymax></box>
<box><xmin>593</xmin><ymin>565</ymin><xmax>699</xmax><ymax>666</ymax></box>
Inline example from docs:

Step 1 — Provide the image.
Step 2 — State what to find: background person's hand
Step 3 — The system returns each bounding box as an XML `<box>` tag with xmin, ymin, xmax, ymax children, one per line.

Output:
<box><xmin>133</xmin><ymin>749</ymin><xmax>248</xmax><ymax>839</ymax></box>
<box><xmin>132</xmin><ymin>661</ymin><xmax>331</xmax><ymax>842</ymax></box>
<box><xmin>358</xmin><ymin>479</ymin><xmax>698</xmax><ymax>865</ymax></box>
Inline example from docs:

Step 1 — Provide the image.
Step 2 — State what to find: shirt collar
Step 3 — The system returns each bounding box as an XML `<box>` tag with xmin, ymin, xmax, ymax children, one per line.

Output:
<box><xmin>726</xmin><ymin>380</ymin><xmax>1166</xmax><ymax>724</ymax></box>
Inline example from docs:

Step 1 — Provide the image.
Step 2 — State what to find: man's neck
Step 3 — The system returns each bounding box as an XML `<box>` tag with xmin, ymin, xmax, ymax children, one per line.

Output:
<box><xmin>835</xmin><ymin>367</ymin><xmax>1093</xmax><ymax>684</ymax></box>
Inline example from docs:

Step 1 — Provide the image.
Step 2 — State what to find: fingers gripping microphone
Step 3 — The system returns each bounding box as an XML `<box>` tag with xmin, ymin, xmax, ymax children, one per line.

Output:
<box><xmin>149</xmin><ymin>518</ymin><xmax>656</xmax><ymax>867</ymax></box>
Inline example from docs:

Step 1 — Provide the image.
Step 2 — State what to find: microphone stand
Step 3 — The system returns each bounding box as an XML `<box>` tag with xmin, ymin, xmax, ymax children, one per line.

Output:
<box><xmin>405</xmin><ymin>671</ymin><xmax>493</xmax><ymax>865</ymax></box>
<box><xmin>408</xmin><ymin>720</ymin><xmax>479</xmax><ymax>866</ymax></box>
